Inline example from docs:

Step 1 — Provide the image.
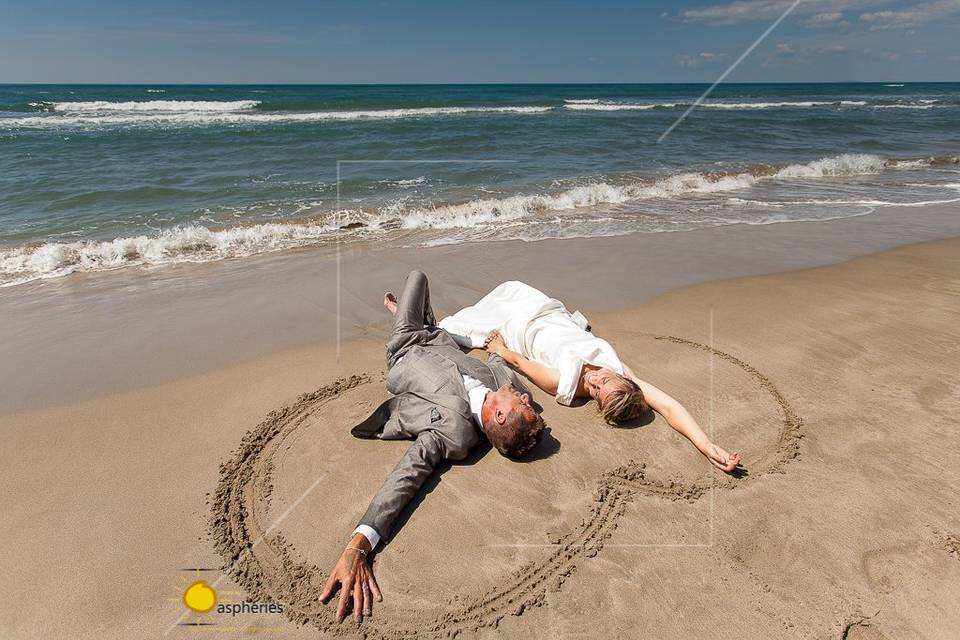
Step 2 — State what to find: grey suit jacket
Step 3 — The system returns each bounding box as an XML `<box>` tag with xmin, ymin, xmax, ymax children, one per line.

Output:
<box><xmin>351</xmin><ymin>329</ymin><xmax>530</xmax><ymax>544</ymax></box>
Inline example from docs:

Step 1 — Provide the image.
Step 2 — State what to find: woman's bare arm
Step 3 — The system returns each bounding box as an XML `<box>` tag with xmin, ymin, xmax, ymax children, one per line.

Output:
<box><xmin>484</xmin><ymin>331</ymin><xmax>561</xmax><ymax>395</ymax></box>
<box><xmin>623</xmin><ymin>364</ymin><xmax>741</xmax><ymax>473</ymax></box>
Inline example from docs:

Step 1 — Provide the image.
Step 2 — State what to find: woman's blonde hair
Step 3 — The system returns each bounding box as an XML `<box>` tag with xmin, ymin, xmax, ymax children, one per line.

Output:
<box><xmin>598</xmin><ymin>375</ymin><xmax>648</xmax><ymax>425</ymax></box>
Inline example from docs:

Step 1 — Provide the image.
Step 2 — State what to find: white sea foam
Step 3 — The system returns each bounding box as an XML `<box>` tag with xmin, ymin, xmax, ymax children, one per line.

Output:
<box><xmin>564</xmin><ymin>102</ymin><xmax>663</xmax><ymax>111</ymax></box>
<box><xmin>381</xmin><ymin>154</ymin><xmax>888</xmax><ymax>229</ymax></box>
<box><xmin>0</xmin><ymin>153</ymin><xmax>937</xmax><ymax>286</ymax></box>
<box><xmin>772</xmin><ymin>153</ymin><xmax>886</xmax><ymax>178</ymax></box>
<box><xmin>874</xmin><ymin>104</ymin><xmax>936</xmax><ymax>109</ymax></box>
<box><xmin>699</xmin><ymin>100</ymin><xmax>866</xmax><ymax>109</ymax></box>
<box><xmin>52</xmin><ymin>100</ymin><xmax>262</xmax><ymax>112</ymax></box>
<box><xmin>0</xmin><ymin>221</ymin><xmax>340</xmax><ymax>287</ymax></box>
<box><xmin>145</xmin><ymin>89</ymin><xmax>167</xmax><ymax>93</ymax></box>
<box><xmin>563</xmin><ymin>99</ymin><xmax>866</xmax><ymax>111</ymax></box>
<box><xmin>3</xmin><ymin>105</ymin><xmax>553</xmax><ymax>128</ymax></box>
<box><xmin>884</xmin><ymin>84</ymin><xmax>905</xmax><ymax>87</ymax></box>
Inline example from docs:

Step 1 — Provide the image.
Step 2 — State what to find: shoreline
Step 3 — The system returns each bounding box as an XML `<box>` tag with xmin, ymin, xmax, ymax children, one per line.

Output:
<box><xmin>2</xmin><ymin>237</ymin><xmax>958</xmax><ymax>638</ymax></box>
<box><xmin>2</xmin><ymin>201</ymin><xmax>960</xmax><ymax>413</ymax></box>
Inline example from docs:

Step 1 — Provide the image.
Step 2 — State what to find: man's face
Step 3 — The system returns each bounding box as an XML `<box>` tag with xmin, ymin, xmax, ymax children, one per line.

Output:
<box><xmin>492</xmin><ymin>383</ymin><xmax>536</xmax><ymax>423</ymax></box>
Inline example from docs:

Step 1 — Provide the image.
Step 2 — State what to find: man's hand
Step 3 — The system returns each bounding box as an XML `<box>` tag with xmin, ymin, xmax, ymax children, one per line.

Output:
<box><xmin>707</xmin><ymin>443</ymin><xmax>741</xmax><ymax>473</ymax></box>
<box><xmin>319</xmin><ymin>533</ymin><xmax>382</xmax><ymax>623</ymax></box>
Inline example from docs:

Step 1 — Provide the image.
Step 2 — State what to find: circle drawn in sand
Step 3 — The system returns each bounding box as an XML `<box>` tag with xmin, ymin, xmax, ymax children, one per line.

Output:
<box><xmin>209</xmin><ymin>336</ymin><xmax>802</xmax><ymax>638</ymax></box>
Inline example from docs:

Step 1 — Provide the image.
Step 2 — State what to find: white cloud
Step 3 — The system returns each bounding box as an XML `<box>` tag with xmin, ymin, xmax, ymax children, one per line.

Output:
<box><xmin>680</xmin><ymin>0</ymin><xmax>890</xmax><ymax>25</ymax></box>
<box><xmin>803</xmin><ymin>12</ymin><xmax>851</xmax><ymax>28</ymax></box>
<box><xmin>677</xmin><ymin>51</ymin><xmax>729</xmax><ymax>66</ymax></box>
<box><xmin>763</xmin><ymin>42</ymin><xmax>853</xmax><ymax>65</ymax></box>
<box><xmin>859</xmin><ymin>0</ymin><xmax>960</xmax><ymax>30</ymax></box>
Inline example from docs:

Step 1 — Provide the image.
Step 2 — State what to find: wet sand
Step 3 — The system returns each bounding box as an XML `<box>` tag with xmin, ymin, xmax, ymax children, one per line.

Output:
<box><xmin>3</xmin><ymin>202</ymin><xmax>960</xmax><ymax>413</ymax></box>
<box><xmin>1</xmin><ymin>236</ymin><xmax>959</xmax><ymax>639</ymax></box>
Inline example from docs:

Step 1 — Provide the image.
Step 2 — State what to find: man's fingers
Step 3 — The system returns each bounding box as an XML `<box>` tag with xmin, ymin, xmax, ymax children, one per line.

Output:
<box><xmin>362</xmin><ymin>578</ymin><xmax>373</xmax><ymax>615</ymax></box>
<box><xmin>353</xmin><ymin>576</ymin><xmax>363</xmax><ymax>622</ymax></box>
<box><xmin>368</xmin><ymin>573</ymin><xmax>383</xmax><ymax>602</ymax></box>
<box><xmin>336</xmin><ymin>580</ymin><xmax>352</xmax><ymax>622</ymax></box>
<box><xmin>319</xmin><ymin>573</ymin><xmax>338</xmax><ymax>603</ymax></box>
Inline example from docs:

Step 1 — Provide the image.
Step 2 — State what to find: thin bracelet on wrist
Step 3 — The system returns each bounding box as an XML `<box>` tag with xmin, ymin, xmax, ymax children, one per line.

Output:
<box><xmin>346</xmin><ymin>545</ymin><xmax>368</xmax><ymax>556</ymax></box>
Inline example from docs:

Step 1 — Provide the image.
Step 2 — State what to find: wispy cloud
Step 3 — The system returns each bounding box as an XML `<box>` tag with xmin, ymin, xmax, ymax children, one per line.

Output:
<box><xmin>677</xmin><ymin>51</ymin><xmax>729</xmax><ymax>66</ymax></box>
<box><xmin>858</xmin><ymin>0</ymin><xmax>960</xmax><ymax>30</ymax></box>
<box><xmin>679</xmin><ymin>0</ymin><xmax>889</xmax><ymax>25</ymax></box>
<box><xmin>766</xmin><ymin>42</ymin><xmax>850</xmax><ymax>61</ymax></box>
<box><xmin>803</xmin><ymin>12</ymin><xmax>850</xmax><ymax>28</ymax></box>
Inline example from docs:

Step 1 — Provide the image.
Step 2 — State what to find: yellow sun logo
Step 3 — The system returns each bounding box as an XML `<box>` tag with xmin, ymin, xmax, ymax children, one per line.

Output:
<box><xmin>182</xmin><ymin>580</ymin><xmax>217</xmax><ymax>613</ymax></box>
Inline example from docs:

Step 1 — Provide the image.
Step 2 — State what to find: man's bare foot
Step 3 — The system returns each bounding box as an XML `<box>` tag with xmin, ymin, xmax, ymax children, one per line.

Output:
<box><xmin>383</xmin><ymin>292</ymin><xmax>398</xmax><ymax>316</ymax></box>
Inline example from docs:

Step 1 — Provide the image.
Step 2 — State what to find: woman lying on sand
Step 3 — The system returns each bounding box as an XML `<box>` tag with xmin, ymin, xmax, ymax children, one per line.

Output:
<box><xmin>439</xmin><ymin>281</ymin><xmax>741</xmax><ymax>473</ymax></box>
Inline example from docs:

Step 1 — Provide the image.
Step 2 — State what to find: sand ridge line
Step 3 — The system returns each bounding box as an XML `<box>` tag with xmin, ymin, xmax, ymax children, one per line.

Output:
<box><xmin>651</xmin><ymin>334</ymin><xmax>804</xmax><ymax>474</ymax></box>
<box><xmin>208</xmin><ymin>337</ymin><xmax>804</xmax><ymax>637</ymax></box>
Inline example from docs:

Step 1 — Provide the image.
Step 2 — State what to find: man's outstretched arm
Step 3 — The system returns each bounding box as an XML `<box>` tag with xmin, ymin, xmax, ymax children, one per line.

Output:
<box><xmin>320</xmin><ymin>429</ymin><xmax>451</xmax><ymax>622</ymax></box>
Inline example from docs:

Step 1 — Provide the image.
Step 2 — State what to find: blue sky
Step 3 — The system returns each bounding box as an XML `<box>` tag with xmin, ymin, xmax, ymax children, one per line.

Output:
<box><xmin>1</xmin><ymin>0</ymin><xmax>958</xmax><ymax>83</ymax></box>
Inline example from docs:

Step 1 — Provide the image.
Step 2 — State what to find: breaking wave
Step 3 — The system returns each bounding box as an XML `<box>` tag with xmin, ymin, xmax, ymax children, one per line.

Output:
<box><xmin>52</xmin><ymin>100</ymin><xmax>262</xmax><ymax>112</ymax></box>
<box><xmin>2</xmin><ymin>152</ymin><xmax>944</xmax><ymax>287</ymax></box>
<box><xmin>563</xmin><ymin>99</ymin><xmax>867</xmax><ymax>111</ymax></box>
<box><xmin>3</xmin><ymin>104</ymin><xmax>553</xmax><ymax>128</ymax></box>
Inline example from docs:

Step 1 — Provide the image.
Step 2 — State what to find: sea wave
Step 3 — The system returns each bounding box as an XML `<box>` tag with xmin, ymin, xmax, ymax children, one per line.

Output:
<box><xmin>773</xmin><ymin>153</ymin><xmax>886</xmax><ymax>178</ymax></box>
<box><xmin>701</xmin><ymin>100</ymin><xmax>866</xmax><ymax>109</ymax></box>
<box><xmin>52</xmin><ymin>100</ymin><xmax>262</xmax><ymax>112</ymax></box>
<box><xmin>2</xmin><ymin>105</ymin><xmax>553</xmax><ymax>128</ymax></box>
<box><xmin>0</xmin><ymin>153</ymin><xmax>947</xmax><ymax>286</ymax></box>
<box><xmin>563</xmin><ymin>100</ymin><xmax>867</xmax><ymax>111</ymax></box>
<box><xmin>564</xmin><ymin>102</ymin><xmax>662</xmax><ymax>111</ymax></box>
<box><xmin>0</xmin><ymin>221</ymin><xmax>341</xmax><ymax>286</ymax></box>
<box><xmin>874</xmin><ymin>103</ymin><xmax>937</xmax><ymax>109</ymax></box>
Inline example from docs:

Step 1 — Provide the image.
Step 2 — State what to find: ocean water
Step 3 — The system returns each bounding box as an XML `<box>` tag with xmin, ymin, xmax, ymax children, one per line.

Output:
<box><xmin>1</xmin><ymin>83</ymin><xmax>958</xmax><ymax>287</ymax></box>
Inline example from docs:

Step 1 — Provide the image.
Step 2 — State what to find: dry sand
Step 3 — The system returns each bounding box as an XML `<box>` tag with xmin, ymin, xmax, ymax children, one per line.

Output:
<box><xmin>2</xmin><ymin>238</ymin><xmax>959</xmax><ymax>639</ymax></box>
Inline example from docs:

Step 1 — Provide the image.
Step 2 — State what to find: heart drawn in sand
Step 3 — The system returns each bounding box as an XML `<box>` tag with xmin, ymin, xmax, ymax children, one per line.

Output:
<box><xmin>208</xmin><ymin>334</ymin><xmax>803</xmax><ymax>639</ymax></box>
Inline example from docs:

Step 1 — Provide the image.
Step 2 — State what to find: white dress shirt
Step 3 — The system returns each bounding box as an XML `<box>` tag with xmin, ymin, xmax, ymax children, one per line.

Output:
<box><xmin>352</xmin><ymin>372</ymin><xmax>490</xmax><ymax>549</ymax></box>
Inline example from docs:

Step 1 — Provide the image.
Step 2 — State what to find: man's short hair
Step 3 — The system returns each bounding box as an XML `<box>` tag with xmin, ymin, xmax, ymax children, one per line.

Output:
<box><xmin>485</xmin><ymin>409</ymin><xmax>546</xmax><ymax>458</ymax></box>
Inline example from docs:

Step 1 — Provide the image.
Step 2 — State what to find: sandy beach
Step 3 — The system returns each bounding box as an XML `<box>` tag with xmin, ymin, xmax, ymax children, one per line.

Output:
<box><xmin>2</xmin><ymin>230</ymin><xmax>959</xmax><ymax>639</ymax></box>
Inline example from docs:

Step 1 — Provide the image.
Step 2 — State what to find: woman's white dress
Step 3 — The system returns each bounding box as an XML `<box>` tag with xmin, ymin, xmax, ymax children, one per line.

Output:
<box><xmin>438</xmin><ymin>281</ymin><xmax>624</xmax><ymax>405</ymax></box>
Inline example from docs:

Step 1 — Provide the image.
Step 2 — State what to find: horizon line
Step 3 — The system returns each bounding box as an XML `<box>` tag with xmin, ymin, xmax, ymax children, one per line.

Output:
<box><xmin>1</xmin><ymin>80</ymin><xmax>957</xmax><ymax>86</ymax></box>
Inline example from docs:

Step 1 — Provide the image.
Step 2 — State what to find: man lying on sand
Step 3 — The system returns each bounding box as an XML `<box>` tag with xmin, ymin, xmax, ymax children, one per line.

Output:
<box><xmin>320</xmin><ymin>270</ymin><xmax>546</xmax><ymax>622</ymax></box>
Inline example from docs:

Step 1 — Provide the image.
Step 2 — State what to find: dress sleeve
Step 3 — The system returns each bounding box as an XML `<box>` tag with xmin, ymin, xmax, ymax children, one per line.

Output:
<box><xmin>553</xmin><ymin>355</ymin><xmax>582</xmax><ymax>406</ymax></box>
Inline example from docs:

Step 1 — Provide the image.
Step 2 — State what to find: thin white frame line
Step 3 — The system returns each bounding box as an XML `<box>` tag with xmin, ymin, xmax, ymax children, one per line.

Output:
<box><xmin>336</xmin><ymin>162</ymin><xmax>342</xmax><ymax>363</ymax></box>
<box><xmin>709</xmin><ymin>306</ymin><xmax>715</xmax><ymax>547</ymax></box>
<box><xmin>162</xmin><ymin>477</ymin><xmax>323</xmax><ymax>635</ymax></box>
<box><xmin>334</xmin><ymin>158</ymin><xmax>518</xmax><ymax>360</ymax></box>
<box><xmin>657</xmin><ymin>0</ymin><xmax>802</xmax><ymax>143</ymax></box>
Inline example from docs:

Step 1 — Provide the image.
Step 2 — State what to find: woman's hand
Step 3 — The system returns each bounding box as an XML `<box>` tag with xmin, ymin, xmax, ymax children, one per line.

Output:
<box><xmin>706</xmin><ymin>443</ymin><xmax>741</xmax><ymax>473</ymax></box>
<box><xmin>483</xmin><ymin>330</ymin><xmax>508</xmax><ymax>357</ymax></box>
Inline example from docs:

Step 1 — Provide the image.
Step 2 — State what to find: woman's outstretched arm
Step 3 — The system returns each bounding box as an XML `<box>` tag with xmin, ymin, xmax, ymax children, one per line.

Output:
<box><xmin>484</xmin><ymin>331</ymin><xmax>561</xmax><ymax>395</ymax></box>
<box><xmin>623</xmin><ymin>364</ymin><xmax>741</xmax><ymax>473</ymax></box>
